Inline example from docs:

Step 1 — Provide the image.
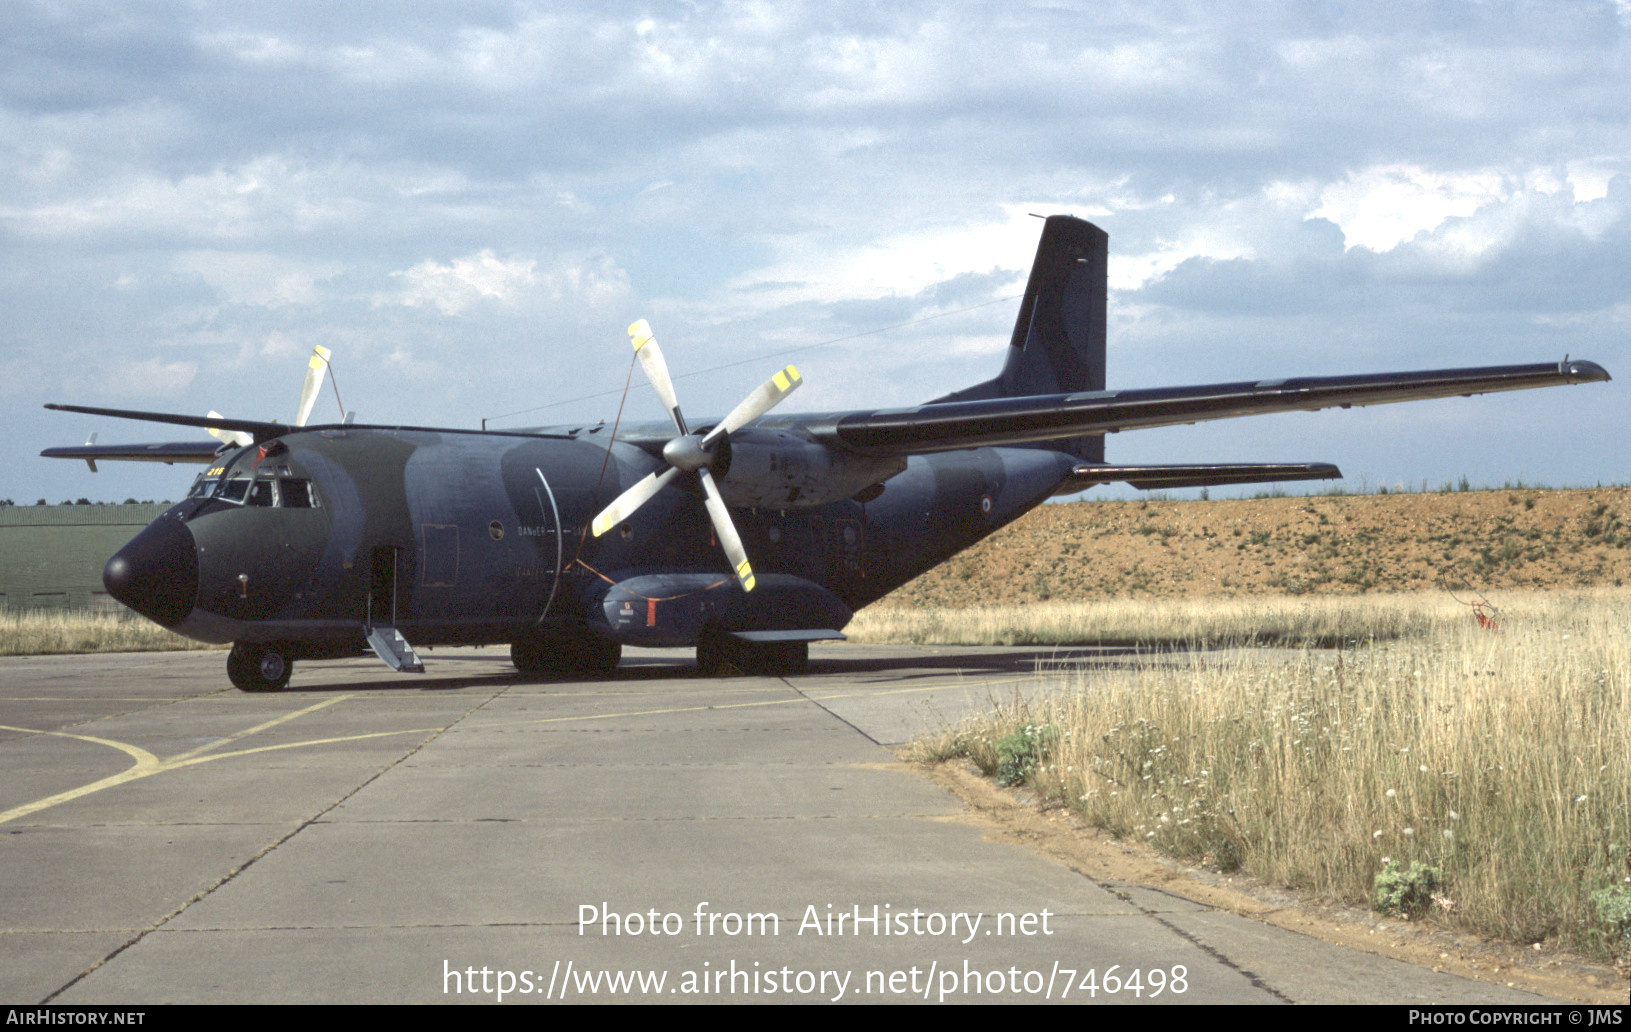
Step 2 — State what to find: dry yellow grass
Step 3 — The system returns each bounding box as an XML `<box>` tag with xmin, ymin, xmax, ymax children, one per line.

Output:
<box><xmin>847</xmin><ymin>592</ymin><xmax>1476</xmax><ymax>647</ymax></box>
<box><xmin>910</xmin><ymin>589</ymin><xmax>1631</xmax><ymax>962</ymax></box>
<box><xmin>0</xmin><ymin>609</ymin><xmax>222</xmax><ymax>656</ymax></box>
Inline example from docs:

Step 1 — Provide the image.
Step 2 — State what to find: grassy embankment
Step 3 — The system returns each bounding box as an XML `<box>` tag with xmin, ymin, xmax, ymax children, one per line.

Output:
<box><xmin>881</xmin><ymin>488</ymin><xmax>1631</xmax><ymax>606</ymax></box>
<box><xmin>0</xmin><ymin>609</ymin><xmax>221</xmax><ymax>657</ymax></box>
<box><xmin>903</xmin><ymin>589</ymin><xmax>1631</xmax><ymax>964</ymax></box>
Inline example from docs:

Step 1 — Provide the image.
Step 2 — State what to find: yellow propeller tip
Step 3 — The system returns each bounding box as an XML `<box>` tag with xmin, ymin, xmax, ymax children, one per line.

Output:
<box><xmin>628</xmin><ymin>319</ymin><xmax>653</xmax><ymax>350</ymax></box>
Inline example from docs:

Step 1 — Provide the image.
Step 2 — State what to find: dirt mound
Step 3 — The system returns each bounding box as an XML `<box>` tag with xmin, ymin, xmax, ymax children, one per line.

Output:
<box><xmin>879</xmin><ymin>487</ymin><xmax>1631</xmax><ymax>608</ymax></box>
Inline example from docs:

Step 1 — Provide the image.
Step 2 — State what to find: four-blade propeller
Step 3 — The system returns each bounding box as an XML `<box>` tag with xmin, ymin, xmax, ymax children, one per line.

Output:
<box><xmin>590</xmin><ymin>320</ymin><xmax>801</xmax><ymax>592</ymax></box>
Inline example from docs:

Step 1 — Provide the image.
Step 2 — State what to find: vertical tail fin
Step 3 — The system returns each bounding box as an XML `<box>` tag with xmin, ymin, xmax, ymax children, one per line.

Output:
<box><xmin>934</xmin><ymin>214</ymin><xmax>1107</xmax><ymax>460</ymax></box>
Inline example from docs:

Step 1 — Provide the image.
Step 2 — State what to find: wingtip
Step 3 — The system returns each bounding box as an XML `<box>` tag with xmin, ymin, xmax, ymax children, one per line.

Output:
<box><xmin>1566</xmin><ymin>359</ymin><xmax>1611</xmax><ymax>383</ymax></box>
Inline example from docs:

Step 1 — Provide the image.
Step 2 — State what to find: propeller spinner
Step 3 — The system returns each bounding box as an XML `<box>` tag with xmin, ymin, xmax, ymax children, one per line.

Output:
<box><xmin>590</xmin><ymin>320</ymin><xmax>802</xmax><ymax>592</ymax></box>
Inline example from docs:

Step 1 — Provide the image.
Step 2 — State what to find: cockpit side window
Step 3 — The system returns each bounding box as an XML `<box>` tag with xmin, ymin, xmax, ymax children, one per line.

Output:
<box><xmin>216</xmin><ymin>477</ymin><xmax>251</xmax><ymax>503</ymax></box>
<box><xmin>188</xmin><ymin>466</ymin><xmax>226</xmax><ymax>499</ymax></box>
<box><xmin>246</xmin><ymin>479</ymin><xmax>276</xmax><ymax>507</ymax></box>
<box><xmin>280</xmin><ymin>478</ymin><xmax>319</xmax><ymax>508</ymax></box>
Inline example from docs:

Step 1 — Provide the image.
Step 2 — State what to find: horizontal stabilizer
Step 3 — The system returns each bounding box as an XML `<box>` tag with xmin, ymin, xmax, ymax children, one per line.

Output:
<box><xmin>1068</xmin><ymin>462</ymin><xmax>1341</xmax><ymax>490</ymax></box>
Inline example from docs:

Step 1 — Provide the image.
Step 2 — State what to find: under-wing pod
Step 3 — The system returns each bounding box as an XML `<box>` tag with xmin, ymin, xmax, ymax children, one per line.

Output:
<box><xmin>597</xmin><ymin>572</ymin><xmax>850</xmax><ymax>649</ymax></box>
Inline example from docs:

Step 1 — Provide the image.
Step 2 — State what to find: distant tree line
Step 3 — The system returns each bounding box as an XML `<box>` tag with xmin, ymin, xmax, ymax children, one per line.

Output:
<box><xmin>5</xmin><ymin>499</ymin><xmax>168</xmax><ymax>506</ymax></box>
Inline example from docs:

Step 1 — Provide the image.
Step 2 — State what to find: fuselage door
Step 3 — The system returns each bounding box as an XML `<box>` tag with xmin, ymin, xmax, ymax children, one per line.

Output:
<box><xmin>368</xmin><ymin>545</ymin><xmax>408</xmax><ymax>626</ymax></box>
<box><xmin>420</xmin><ymin>523</ymin><xmax>459</xmax><ymax>587</ymax></box>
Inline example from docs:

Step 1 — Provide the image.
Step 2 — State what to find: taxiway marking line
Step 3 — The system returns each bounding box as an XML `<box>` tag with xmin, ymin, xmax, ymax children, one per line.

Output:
<box><xmin>507</xmin><ymin>674</ymin><xmax>1040</xmax><ymax>727</ymax></box>
<box><xmin>163</xmin><ymin>696</ymin><xmax>352</xmax><ymax>764</ymax></box>
<box><xmin>159</xmin><ymin>729</ymin><xmax>446</xmax><ymax>768</ymax></box>
<box><xmin>0</xmin><ymin>695</ymin><xmax>445</xmax><ymax>826</ymax></box>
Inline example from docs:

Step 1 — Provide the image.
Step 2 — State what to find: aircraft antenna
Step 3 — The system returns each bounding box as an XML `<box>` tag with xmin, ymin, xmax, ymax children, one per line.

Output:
<box><xmin>327</xmin><ymin>360</ymin><xmax>348</xmax><ymax>422</ymax></box>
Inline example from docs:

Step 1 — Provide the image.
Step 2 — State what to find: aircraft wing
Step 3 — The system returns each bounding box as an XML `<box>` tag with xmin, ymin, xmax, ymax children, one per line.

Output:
<box><xmin>43</xmin><ymin>404</ymin><xmax>286</xmax><ymax>442</ymax></box>
<box><xmin>810</xmin><ymin>359</ymin><xmax>1609</xmax><ymax>456</ymax></box>
<box><xmin>40</xmin><ymin>440</ymin><xmax>223</xmax><ymax>471</ymax></box>
<box><xmin>39</xmin><ymin>404</ymin><xmax>287</xmax><ymax>472</ymax></box>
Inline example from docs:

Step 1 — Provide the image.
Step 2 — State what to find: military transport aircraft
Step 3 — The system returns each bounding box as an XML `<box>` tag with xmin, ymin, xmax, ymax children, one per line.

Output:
<box><xmin>43</xmin><ymin>216</ymin><xmax>1610</xmax><ymax>690</ymax></box>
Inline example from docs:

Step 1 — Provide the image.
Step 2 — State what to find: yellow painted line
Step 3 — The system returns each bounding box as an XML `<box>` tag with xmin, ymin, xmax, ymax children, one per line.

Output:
<box><xmin>164</xmin><ymin>728</ymin><xmax>444</xmax><ymax>768</ymax></box>
<box><xmin>0</xmin><ymin>695</ymin><xmax>412</xmax><ymax>827</ymax></box>
<box><xmin>0</xmin><ymin>725</ymin><xmax>165</xmax><ymax>826</ymax></box>
<box><xmin>165</xmin><ymin>695</ymin><xmax>351</xmax><ymax>764</ymax></box>
<box><xmin>508</xmin><ymin>674</ymin><xmax>1041</xmax><ymax>727</ymax></box>
<box><xmin>808</xmin><ymin>675</ymin><xmax>1037</xmax><ymax>698</ymax></box>
<box><xmin>0</xmin><ymin>725</ymin><xmax>160</xmax><ymax>770</ymax></box>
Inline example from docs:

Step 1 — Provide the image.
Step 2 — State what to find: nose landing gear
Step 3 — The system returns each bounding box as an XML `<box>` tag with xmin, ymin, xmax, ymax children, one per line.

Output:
<box><xmin>228</xmin><ymin>642</ymin><xmax>293</xmax><ymax>692</ymax></box>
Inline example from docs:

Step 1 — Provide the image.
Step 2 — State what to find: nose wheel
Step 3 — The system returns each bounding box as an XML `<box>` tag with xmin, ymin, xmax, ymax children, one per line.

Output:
<box><xmin>228</xmin><ymin>642</ymin><xmax>293</xmax><ymax>692</ymax></box>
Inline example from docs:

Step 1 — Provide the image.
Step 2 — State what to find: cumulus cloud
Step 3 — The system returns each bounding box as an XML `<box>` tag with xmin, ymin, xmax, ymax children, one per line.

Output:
<box><xmin>392</xmin><ymin>250</ymin><xmax>540</xmax><ymax>314</ymax></box>
<box><xmin>1310</xmin><ymin>165</ymin><xmax>1512</xmax><ymax>253</ymax></box>
<box><xmin>389</xmin><ymin>250</ymin><xmax>631</xmax><ymax>315</ymax></box>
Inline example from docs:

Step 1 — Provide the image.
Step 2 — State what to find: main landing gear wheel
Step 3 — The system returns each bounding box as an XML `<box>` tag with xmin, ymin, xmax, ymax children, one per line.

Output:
<box><xmin>695</xmin><ymin>627</ymin><xmax>808</xmax><ymax>676</ymax></box>
<box><xmin>510</xmin><ymin>625</ymin><xmax>622</xmax><ymax>679</ymax></box>
<box><xmin>227</xmin><ymin>642</ymin><xmax>293</xmax><ymax>692</ymax></box>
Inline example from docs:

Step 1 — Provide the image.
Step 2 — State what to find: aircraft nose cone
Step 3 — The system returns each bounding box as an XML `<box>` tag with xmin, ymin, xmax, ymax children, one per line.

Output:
<box><xmin>104</xmin><ymin>515</ymin><xmax>198</xmax><ymax>627</ymax></box>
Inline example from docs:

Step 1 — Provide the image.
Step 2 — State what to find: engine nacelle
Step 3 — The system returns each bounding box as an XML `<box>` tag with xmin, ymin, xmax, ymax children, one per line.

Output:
<box><xmin>712</xmin><ymin>427</ymin><xmax>904</xmax><ymax>508</ymax></box>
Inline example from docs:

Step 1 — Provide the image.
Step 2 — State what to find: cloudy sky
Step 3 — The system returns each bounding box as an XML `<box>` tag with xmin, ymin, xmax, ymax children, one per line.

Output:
<box><xmin>4</xmin><ymin>0</ymin><xmax>1627</xmax><ymax>505</ymax></box>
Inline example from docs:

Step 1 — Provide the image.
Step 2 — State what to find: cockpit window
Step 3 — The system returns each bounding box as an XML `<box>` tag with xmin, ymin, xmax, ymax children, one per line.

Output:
<box><xmin>203</xmin><ymin>468</ymin><xmax>320</xmax><ymax>508</ymax></box>
<box><xmin>280</xmin><ymin>478</ymin><xmax>319</xmax><ymax>508</ymax></box>
<box><xmin>246</xmin><ymin>479</ymin><xmax>276</xmax><ymax>507</ymax></box>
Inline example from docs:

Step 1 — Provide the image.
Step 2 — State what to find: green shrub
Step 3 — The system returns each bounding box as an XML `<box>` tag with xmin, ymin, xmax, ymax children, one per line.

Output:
<box><xmin>1373</xmin><ymin>860</ymin><xmax>1442</xmax><ymax>918</ymax></box>
<box><xmin>1589</xmin><ymin>885</ymin><xmax>1631</xmax><ymax>959</ymax></box>
<box><xmin>994</xmin><ymin>722</ymin><xmax>1059</xmax><ymax>787</ymax></box>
